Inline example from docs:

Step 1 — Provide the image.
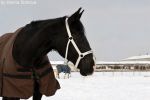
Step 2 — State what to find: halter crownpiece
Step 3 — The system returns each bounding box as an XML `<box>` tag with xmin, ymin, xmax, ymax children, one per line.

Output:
<box><xmin>64</xmin><ymin>17</ymin><xmax>93</xmax><ymax>68</ymax></box>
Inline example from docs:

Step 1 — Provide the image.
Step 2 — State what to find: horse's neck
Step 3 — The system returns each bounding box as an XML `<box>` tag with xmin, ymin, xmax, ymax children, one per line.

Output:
<box><xmin>13</xmin><ymin>24</ymin><xmax>53</xmax><ymax>68</ymax></box>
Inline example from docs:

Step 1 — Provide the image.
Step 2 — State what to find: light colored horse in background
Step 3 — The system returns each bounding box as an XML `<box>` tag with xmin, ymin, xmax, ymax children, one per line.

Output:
<box><xmin>56</xmin><ymin>64</ymin><xmax>71</xmax><ymax>79</ymax></box>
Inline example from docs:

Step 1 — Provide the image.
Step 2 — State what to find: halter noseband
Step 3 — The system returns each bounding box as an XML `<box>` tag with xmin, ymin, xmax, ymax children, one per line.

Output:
<box><xmin>64</xmin><ymin>17</ymin><xmax>93</xmax><ymax>68</ymax></box>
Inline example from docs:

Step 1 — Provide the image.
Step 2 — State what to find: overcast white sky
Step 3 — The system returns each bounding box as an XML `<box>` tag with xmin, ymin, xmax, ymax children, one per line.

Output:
<box><xmin>0</xmin><ymin>0</ymin><xmax>150</xmax><ymax>61</ymax></box>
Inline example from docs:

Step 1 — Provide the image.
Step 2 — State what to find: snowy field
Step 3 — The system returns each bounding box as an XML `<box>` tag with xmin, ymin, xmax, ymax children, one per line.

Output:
<box><xmin>1</xmin><ymin>72</ymin><xmax>150</xmax><ymax>100</ymax></box>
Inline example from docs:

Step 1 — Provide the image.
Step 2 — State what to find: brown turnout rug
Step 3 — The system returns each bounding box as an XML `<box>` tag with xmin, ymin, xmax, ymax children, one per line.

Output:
<box><xmin>0</xmin><ymin>28</ymin><xmax>60</xmax><ymax>99</ymax></box>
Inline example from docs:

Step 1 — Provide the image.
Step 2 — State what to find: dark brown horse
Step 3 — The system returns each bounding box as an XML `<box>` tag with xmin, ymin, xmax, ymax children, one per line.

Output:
<box><xmin>1</xmin><ymin>8</ymin><xmax>95</xmax><ymax>100</ymax></box>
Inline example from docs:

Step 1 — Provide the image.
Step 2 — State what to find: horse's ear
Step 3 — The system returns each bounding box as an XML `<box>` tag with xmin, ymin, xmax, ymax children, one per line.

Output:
<box><xmin>69</xmin><ymin>7</ymin><xmax>84</xmax><ymax>22</ymax></box>
<box><xmin>78</xmin><ymin>9</ymin><xmax>84</xmax><ymax>19</ymax></box>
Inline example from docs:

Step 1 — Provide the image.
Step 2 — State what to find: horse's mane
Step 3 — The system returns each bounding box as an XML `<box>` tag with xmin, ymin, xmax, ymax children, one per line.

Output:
<box><xmin>20</xmin><ymin>17</ymin><xmax>66</xmax><ymax>35</ymax></box>
<box><xmin>20</xmin><ymin>16</ymin><xmax>85</xmax><ymax>36</ymax></box>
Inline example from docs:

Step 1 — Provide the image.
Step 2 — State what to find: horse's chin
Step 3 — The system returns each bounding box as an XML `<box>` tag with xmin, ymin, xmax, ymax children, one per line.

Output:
<box><xmin>78</xmin><ymin>57</ymin><xmax>94</xmax><ymax>76</ymax></box>
<box><xmin>80</xmin><ymin>70</ymin><xmax>94</xmax><ymax>76</ymax></box>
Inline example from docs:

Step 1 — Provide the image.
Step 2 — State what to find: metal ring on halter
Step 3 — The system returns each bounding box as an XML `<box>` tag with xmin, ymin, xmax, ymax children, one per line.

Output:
<box><xmin>69</xmin><ymin>37</ymin><xmax>73</xmax><ymax>40</ymax></box>
<box><xmin>64</xmin><ymin>17</ymin><xmax>94</xmax><ymax>68</ymax></box>
<box><xmin>80</xmin><ymin>54</ymin><xmax>84</xmax><ymax>58</ymax></box>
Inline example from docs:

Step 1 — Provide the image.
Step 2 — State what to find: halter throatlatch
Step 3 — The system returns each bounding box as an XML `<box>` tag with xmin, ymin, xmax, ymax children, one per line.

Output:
<box><xmin>64</xmin><ymin>18</ymin><xmax>93</xmax><ymax>68</ymax></box>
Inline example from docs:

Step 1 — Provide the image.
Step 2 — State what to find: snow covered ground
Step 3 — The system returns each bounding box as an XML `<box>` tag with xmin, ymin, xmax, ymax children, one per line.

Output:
<box><xmin>1</xmin><ymin>72</ymin><xmax>150</xmax><ymax>100</ymax></box>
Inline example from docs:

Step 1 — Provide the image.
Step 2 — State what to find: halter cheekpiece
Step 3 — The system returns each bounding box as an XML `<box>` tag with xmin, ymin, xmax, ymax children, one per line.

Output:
<box><xmin>64</xmin><ymin>17</ymin><xmax>93</xmax><ymax>68</ymax></box>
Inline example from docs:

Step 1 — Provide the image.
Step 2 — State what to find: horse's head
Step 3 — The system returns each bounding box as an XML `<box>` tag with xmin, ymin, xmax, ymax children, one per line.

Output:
<box><xmin>53</xmin><ymin>8</ymin><xmax>94</xmax><ymax>76</ymax></box>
